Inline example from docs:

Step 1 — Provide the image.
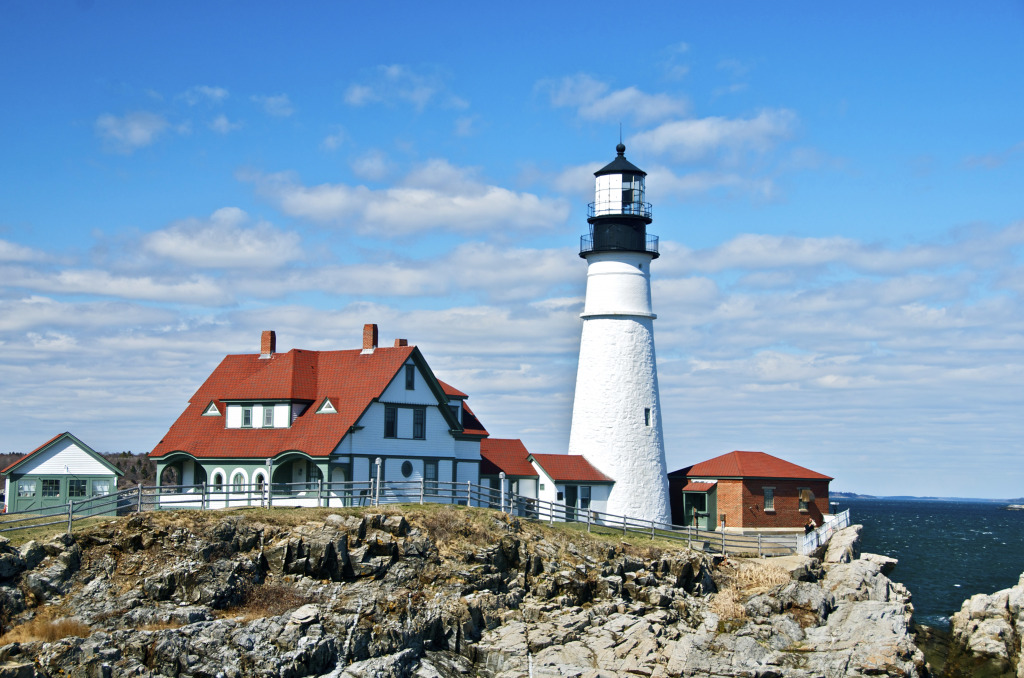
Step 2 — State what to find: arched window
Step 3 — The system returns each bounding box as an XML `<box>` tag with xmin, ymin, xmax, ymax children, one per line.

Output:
<box><xmin>231</xmin><ymin>472</ymin><xmax>245</xmax><ymax>493</ymax></box>
<box><xmin>212</xmin><ymin>473</ymin><xmax>224</xmax><ymax>492</ymax></box>
<box><xmin>254</xmin><ymin>473</ymin><xmax>265</xmax><ymax>492</ymax></box>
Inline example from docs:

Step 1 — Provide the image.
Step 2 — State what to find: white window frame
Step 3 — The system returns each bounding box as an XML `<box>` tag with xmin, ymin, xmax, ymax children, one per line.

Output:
<box><xmin>763</xmin><ymin>486</ymin><xmax>775</xmax><ymax>512</ymax></box>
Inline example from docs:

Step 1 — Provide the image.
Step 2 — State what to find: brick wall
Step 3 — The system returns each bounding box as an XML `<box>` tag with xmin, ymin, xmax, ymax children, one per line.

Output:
<box><xmin>727</xmin><ymin>479</ymin><xmax>829</xmax><ymax>528</ymax></box>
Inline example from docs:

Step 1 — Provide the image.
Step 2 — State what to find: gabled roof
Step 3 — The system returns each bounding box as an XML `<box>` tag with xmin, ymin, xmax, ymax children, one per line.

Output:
<box><xmin>674</xmin><ymin>451</ymin><xmax>832</xmax><ymax>481</ymax></box>
<box><xmin>529</xmin><ymin>453</ymin><xmax>614</xmax><ymax>484</ymax></box>
<box><xmin>2</xmin><ymin>432</ymin><xmax>125</xmax><ymax>477</ymax></box>
<box><xmin>150</xmin><ymin>343</ymin><xmax>484</xmax><ymax>459</ymax></box>
<box><xmin>480</xmin><ymin>439</ymin><xmax>538</xmax><ymax>477</ymax></box>
<box><xmin>437</xmin><ymin>380</ymin><xmax>467</xmax><ymax>399</ymax></box>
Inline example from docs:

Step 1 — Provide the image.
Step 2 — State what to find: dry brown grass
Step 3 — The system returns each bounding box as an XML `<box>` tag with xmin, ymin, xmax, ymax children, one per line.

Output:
<box><xmin>732</xmin><ymin>561</ymin><xmax>791</xmax><ymax>593</ymax></box>
<box><xmin>223</xmin><ymin>581</ymin><xmax>316</xmax><ymax>621</ymax></box>
<box><xmin>417</xmin><ymin>505</ymin><xmax>504</xmax><ymax>554</ymax></box>
<box><xmin>709</xmin><ymin>588</ymin><xmax>747</xmax><ymax>621</ymax></box>
<box><xmin>0</xmin><ymin>609</ymin><xmax>91</xmax><ymax>644</ymax></box>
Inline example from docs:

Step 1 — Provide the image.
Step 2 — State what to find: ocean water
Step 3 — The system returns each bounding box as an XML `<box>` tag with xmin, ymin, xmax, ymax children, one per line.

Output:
<box><xmin>843</xmin><ymin>497</ymin><xmax>1024</xmax><ymax>629</ymax></box>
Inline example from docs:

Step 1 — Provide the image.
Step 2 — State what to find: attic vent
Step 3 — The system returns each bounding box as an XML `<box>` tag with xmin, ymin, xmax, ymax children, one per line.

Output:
<box><xmin>316</xmin><ymin>398</ymin><xmax>337</xmax><ymax>414</ymax></box>
<box><xmin>202</xmin><ymin>401</ymin><xmax>221</xmax><ymax>416</ymax></box>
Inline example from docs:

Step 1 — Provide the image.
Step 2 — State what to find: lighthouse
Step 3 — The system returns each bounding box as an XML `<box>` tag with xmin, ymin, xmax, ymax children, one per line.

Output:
<box><xmin>567</xmin><ymin>143</ymin><xmax>671</xmax><ymax>524</ymax></box>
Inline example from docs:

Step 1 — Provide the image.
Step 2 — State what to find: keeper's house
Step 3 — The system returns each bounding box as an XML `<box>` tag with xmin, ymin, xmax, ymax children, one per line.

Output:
<box><xmin>668</xmin><ymin>451</ymin><xmax>832</xmax><ymax>532</ymax></box>
<box><xmin>148</xmin><ymin>325</ymin><xmax>488</xmax><ymax>507</ymax></box>
<box><xmin>2</xmin><ymin>432</ymin><xmax>123</xmax><ymax>516</ymax></box>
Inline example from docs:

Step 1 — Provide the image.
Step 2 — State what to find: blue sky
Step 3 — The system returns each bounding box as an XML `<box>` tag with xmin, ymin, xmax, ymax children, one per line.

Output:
<box><xmin>2</xmin><ymin>2</ymin><xmax>1023</xmax><ymax>498</ymax></box>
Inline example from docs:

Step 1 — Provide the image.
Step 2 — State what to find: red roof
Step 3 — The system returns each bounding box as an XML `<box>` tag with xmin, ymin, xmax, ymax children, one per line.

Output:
<box><xmin>681</xmin><ymin>481</ymin><xmax>716</xmax><ymax>492</ymax></box>
<box><xmin>529</xmin><ymin>453</ymin><xmax>614</xmax><ymax>483</ymax></box>
<box><xmin>678</xmin><ymin>451</ymin><xmax>832</xmax><ymax>481</ymax></box>
<box><xmin>480</xmin><ymin>439</ymin><xmax>538</xmax><ymax>477</ymax></box>
<box><xmin>2</xmin><ymin>432</ymin><xmax>64</xmax><ymax>474</ymax></box>
<box><xmin>150</xmin><ymin>344</ymin><xmax>485</xmax><ymax>460</ymax></box>
<box><xmin>437</xmin><ymin>379</ymin><xmax>468</xmax><ymax>399</ymax></box>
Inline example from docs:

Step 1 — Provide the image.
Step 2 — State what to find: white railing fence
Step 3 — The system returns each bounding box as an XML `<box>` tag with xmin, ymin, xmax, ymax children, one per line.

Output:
<box><xmin>2</xmin><ymin>479</ymin><xmax>850</xmax><ymax>558</ymax></box>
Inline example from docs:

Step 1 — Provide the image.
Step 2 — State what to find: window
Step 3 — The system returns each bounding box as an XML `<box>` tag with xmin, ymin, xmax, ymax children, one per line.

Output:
<box><xmin>799</xmin><ymin>487</ymin><xmax>810</xmax><ymax>512</ymax></box>
<box><xmin>17</xmin><ymin>480</ymin><xmax>36</xmax><ymax>497</ymax></box>
<box><xmin>263</xmin><ymin>405</ymin><xmax>274</xmax><ymax>428</ymax></box>
<box><xmin>405</xmin><ymin>364</ymin><xmax>415</xmax><ymax>390</ymax></box>
<box><xmin>424</xmin><ymin>460</ymin><xmax>438</xmax><ymax>495</ymax></box>
<box><xmin>413</xmin><ymin>407</ymin><xmax>425</xmax><ymax>439</ymax></box>
<box><xmin>644</xmin><ymin>408</ymin><xmax>651</xmax><ymax>426</ymax></box>
<box><xmin>254</xmin><ymin>474</ymin><xmax>265</xmax><ymax>493</ymax></box>
<box><xmin>401</xmin><ymin>460</ymin><xmax>413</xmax><ymax>478</ymax></box>
<box><xmin>241</xmin><ymin>406</ymin><xmax>253</xmax><ymax>428</ymax></box>
<box><xmin>42</xmin><ymin>479</ymin><xmax>60</xmax><ymax>497</ymax></box>
<box><xmin>232</xmin><ymin>473</ymin><xmax>244</xmax><ymax>493</ymax></box>
<box><xmin>449</xmin><ymin>404</ymin><xmax>461</xmax><ymax>424</ymax></box>
<box><xmin>93</xmin><ymin>480</ymin><xmax>110</xmax><ymax>497</ymax></box>
<box><xmin>763</xmin><ymin>487</ymin><xmax>775</xmax><ymax>511</ymax></box>
<box><xmin>579</xmin><ymin>486</ymin><xmax>592</xmax><ymax>510</ymax></box>
<box><xmin>69</xmin><ymin>479</ymin><xmax>87</xmax><ymax>498</ymax></box>
<box><xmin>384</xmin><ymin>405</ymin><xmax>397</xmax><ymax>438</ymax></box>
<box><xmin>212</xmin><ymin>473</ymin><xmax>224</xmax><ymax>492</ymax></box>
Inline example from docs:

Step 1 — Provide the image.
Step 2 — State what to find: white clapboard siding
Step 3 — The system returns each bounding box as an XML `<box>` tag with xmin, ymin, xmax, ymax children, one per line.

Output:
<box><xmin>19</xmin><ymin>438</ymin><xmax>111</xmax><ymax>476</ymax></box>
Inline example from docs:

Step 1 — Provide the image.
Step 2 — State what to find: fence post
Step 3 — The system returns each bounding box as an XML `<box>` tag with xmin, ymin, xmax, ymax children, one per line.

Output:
<box><xmin>651</xmin><ymin>519</ymin><xmax>655</xmax><ymax>540</ymax></box>
<box><xmin>623</xmin><ymin>513</ymin><xmax>627</xmax><ymax>535</ymax></box>
<box><xmin>721</xmin><ymin>530</ymin><xmax>726</xmax><ymax>556</ymax></box>
<box><xmin>201</xmin><ymin>482</ymin><xmax>207</xmax><ymax>510</ymax></box>
<box><xmin>466</xmin><ymin>480</ymin><xmax>472</xmax><ymax>507</ymax></box>
<box><xmin>374</xmin><ymin>458</ymin><xmax>382</xmax><ymax>506</ymax></box>
<box><xmin>587</xmin><ymin>509</ymin><xmax>592</xmax><ymax>533</ymax></box>
<box><xmin>67</xmin><ymin>500</ymin><xmax>73</xmax><ymax>535</ymax></box>
<box><xmin>420</xmin><ymin>477</ymin><xmax>425</xmax><ymax>505</ymax></box>
<box><xmin>688</xmin><ymin>525</ymin><xmax>692</xmax><ymax>548</ymax></box>
<box><xmin>549</xmin><ymin>501</ymin><xmax>554</xmax><ymax>526</ymax></box>
<box><xmin>499</xmin><ymin>472</ymin><xmax>506</xmax><ymax>514</ymax></box>
<box><xmin>758</xmin><ymin>533</ymin><xmax>762</xmax><ymax>558</ymax></box>
<box><xmin>317</xmin><ymin>479</ymin><xmax>323</xmax><ymax>507</ymax></box>
<box><xmin>137</xmin><ymin>483</ymin><xmax>144</xmax><ymax>513</ymax></box>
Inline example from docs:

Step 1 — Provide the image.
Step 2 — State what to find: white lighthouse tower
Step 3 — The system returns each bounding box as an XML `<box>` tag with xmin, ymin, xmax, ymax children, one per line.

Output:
<box><xmin>567</xmin><ymin>143</ymin><xmax>671</xmax><ymax>524</ymax></box>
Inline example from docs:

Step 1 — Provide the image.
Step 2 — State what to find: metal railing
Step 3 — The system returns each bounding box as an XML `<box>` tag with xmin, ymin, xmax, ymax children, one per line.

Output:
<box><xmin>1</xmin><ymin>479</ymin><xmax>850</xmax><ymax>558</ymax></box>
<box><xmin>580</xmin><ymin>233</ymin><xmax>659</xmax><ymax>257</ymax></box>
<box><xmin>798</xmin><ymin>508</ymin><xmax>851</xmax><ymax>555</ymax></box>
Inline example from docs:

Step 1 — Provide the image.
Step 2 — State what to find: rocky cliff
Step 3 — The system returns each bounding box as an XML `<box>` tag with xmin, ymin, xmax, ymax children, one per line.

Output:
<box><xmin>0</xmin><ymin>506</ymin><xmax>925</xmax><ymax>677</ymax></box>
<box><xmin>945</xmin><ymin>573</ymin><xmax>1024</xmax><ymax>678</ymax></box>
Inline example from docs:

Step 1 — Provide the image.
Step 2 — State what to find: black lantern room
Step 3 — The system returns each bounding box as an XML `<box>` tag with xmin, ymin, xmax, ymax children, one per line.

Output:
<box><xmin>580</xmin><ymin>143</ymin><xmax>659</xmax><ymax>259</ymax></box>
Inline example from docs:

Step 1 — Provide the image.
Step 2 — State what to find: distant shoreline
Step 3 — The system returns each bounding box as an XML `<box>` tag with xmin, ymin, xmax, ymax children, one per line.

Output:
<box><xmin>832</xmin><ymin>491</ymin><xmax>1024</xmax><ymax>504</ymax></box>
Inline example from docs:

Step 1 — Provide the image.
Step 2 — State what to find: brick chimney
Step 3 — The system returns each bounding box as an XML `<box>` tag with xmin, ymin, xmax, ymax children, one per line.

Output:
<box><xmin>362</xmin><ymin>324</ymin><xmax>378</xmax><ymax>353</ymax></box>
<box><xmin>260</xmin><ymin>330</ymin><xmax>276</xmax><ymax>359</ymax></box>
<box><xmin>394</xmin><ymin>338</ymin><xmax>408</xmax><ymax>347</ymax></box>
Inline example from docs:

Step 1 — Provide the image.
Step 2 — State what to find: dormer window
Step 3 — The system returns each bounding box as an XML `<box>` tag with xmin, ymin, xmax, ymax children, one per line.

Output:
<box><xmin>263</xmin><ymin>405</ymin><xmax>274</xmax><ymax>428</ymax></box>
<box><xmin>241</xmin><ymin>406</ymin><xmax>253</xmax><ymax>428</ymax></box>
<box><xmin>449</xmin><ymin>404</ymin><xmax>461</xmax><ymax>424</ymax></box>
<box><xmin>202</xmin><ymin>401</ymin><xmax>221</xmax><ymax>416</ymax></box>
<box><xmin>316</xmin><ymin>398</ymin><xmax>337</xmax><ymax>414</ymax></box>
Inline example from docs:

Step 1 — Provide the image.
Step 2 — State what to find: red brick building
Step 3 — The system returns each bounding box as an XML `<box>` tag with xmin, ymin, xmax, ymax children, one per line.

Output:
<box><xmin>668</xmin><ymin>451</ymin><xmax>831</xmax><ymax>531</ymax></box>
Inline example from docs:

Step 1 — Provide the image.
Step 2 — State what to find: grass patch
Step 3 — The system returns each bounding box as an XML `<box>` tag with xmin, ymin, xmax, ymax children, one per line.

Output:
<box><xmin>0</xmin><ymin>516</ymin><xmax>112</xmax><ymax>548</ymax></box>
<box><xmin>223</xmin><ymin>581</ymin><xmax>316</xmax><ymax>621</ymax></box>
<box><xmin>0</xmin><ymin>608</ymin><xmax>91</xmax><ymax>644</ymax></box>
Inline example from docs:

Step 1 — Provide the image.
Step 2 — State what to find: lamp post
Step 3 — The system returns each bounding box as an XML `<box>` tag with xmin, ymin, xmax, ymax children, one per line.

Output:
<box><xmin>265</xmin><ymin>458</ymin><xmax>273</xmax><ymax>508</ymax></box>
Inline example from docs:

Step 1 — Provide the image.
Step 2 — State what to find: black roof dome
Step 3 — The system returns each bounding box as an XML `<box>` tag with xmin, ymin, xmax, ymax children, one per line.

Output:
<box><xmin>594</xmin><ymin>143</ymin><xmax>646</xmax><ymax>177</ymax></box>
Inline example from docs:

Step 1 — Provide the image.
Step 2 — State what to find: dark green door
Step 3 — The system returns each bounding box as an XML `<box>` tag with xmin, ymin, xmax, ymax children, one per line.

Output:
<box><xmin>564</xmin><ymin>485</ymin><xmax>578</xmax><ymax>521</ymax></box>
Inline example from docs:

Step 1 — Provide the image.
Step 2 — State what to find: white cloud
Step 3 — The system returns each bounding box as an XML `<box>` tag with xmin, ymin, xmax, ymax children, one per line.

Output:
<box><xmin>208</xmin><ymin>114</ymin><xmax>242</xmax><ymax>134</ymax></box>
<box><xmin>630</xmin><ymin>109</ymin><xmax>797</xmax><ymax>162</ymax></box>
<box><xmin>247</xmin><ymin>161</ymin><xmax>570</xmax><ymax>236</ymax></box>
<box><xmin>350</xmin><ymin>149</ymin><xmax>394</xmax><ymax>182</ymax></box>
<box><xmin>251</xmin><ymin>94</ymin><xmax>294</xmax><ymax>117</ymax></box>
<box><xmin>143</xmin><ymin>207</ymin><xmax>302</xmax><ymax>268</ymax></box>
<box><xmin>0</xmin><ymin>239</ymin><xmax>45</xmax><ymax>263</ymax></box>
<box><xmin>180</xmin><ymin>85</ymin><xmax>229</xmax><ymax>105</ymax></box>
<box><xmin>95</xmin><ymin>111</ymin><xmax>170</xmax><ymax>153</ymax></box>
<box><xmin>344</xmin><ymin>64</ymin><xmax>465</xmax><ymax>112</ymax></box>
<box><xmin>542</xmin><ymin>74</ymin><xmax>689</xmax><ymax>124</ymax></box>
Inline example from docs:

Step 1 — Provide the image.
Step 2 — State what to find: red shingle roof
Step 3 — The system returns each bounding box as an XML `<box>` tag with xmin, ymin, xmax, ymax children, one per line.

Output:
<box><xmin>679</xmin><ymin>451</ymin><xmax>832</xmax><ymax>481</ymax></box>
<box><xmin>681</xmin><ymin>481</ymin><xmax>716</xmax><ymax>492</ymax></box>
<box><xmin>529</xmin><ymin>453</ymin><xmax>614</xmax><ymax>483</ymax></box>
<box><xmin>150</xmin><ymin>345</ymin><xmax>485</xmax><ymax>459</ymax></box>
<box><xmin>437</xmin><ymin>380</ymin><xmax>468</xmax><ymax>399</ymax></box>
<box><xmin>480</xmin><ymin>439</ymin><xmax>538</xmax><ymax>477</ymax></box>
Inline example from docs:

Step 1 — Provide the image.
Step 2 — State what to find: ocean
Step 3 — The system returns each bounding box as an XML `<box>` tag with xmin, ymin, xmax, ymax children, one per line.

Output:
<box><xmin>842</xmin><ymin>497</ymin><xmax>1024</xmax><ymax>629</ymax></box>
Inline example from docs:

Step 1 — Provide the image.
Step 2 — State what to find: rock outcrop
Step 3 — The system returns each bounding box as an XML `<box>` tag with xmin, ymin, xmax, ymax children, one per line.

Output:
<box><xmin>947</xmin><ymin>573</ymin><xmax>1024</xmax><ymax>677</ymax></box>
<box><xmin>0</xmin><ymin>511</ymin><xmax>924</xmax><ymax>677</ymax></box>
